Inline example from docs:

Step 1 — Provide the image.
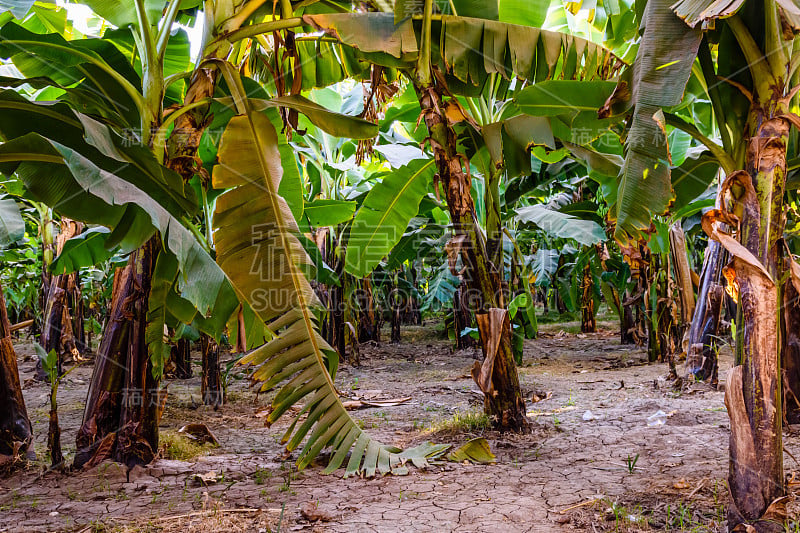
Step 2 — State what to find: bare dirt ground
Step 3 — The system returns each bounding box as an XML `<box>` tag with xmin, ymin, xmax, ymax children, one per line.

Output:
<box><xmin>2</xmin><ymin>319</ymin><xmax>799</xmax><ymax>532</ymax></box>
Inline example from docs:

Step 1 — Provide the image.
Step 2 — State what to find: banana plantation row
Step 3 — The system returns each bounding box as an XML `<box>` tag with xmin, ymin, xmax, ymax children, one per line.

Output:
<box><xmin>0</xmin><ymin>0</ymin><xmax>798</xmax><ymax>530</ymax></box>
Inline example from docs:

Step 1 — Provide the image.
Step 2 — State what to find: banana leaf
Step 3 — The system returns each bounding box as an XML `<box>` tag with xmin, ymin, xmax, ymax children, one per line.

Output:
<box><xmin>211</xmin><ymin>89</ymin><xmax>449</xmax><ymax>476</ymax></box>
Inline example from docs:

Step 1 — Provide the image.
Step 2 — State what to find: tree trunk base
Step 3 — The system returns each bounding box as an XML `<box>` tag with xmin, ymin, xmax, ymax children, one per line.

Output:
<box><xmin>0</xmin><ymin>337</ymin><xmax>33</xmax><ymax>459</ymax></box>
<box><xmin>173</xmin><ymin>339</ymin><xmax>192</xmax><ymax>379</ymax></box>
<box><xmin>201</xmin><ymin>335</ymin><xmax>223</xmax><ymax>409</ymax></box>
<box><xmin>0</xmin><ymin>280</ymin><xmax>33</xmax><ymax>464</ymax></box>
<box><xmin>472</xmin><ymin>310</ymin><xmax>530</xmax><ymax>433</ymax></box>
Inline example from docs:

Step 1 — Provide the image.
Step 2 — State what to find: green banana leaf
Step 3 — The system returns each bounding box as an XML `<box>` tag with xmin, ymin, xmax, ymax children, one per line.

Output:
<box><xmin>516</xmin><ymin>204</ymin><xmax>606</xmax><ymax>247</ymax></box>
<box><xmin>49</xmin><ymin>227</ymin><xmax>116</xmax><ymax>274</ymax></box>
<box><xmin>304</xmin><ymin>199</ymin><xmax>357</xmax><ymax>227</ymax></box>
<box><xmin>75</xmin><ymin>0</ymin><xmax>164</xmax><ymax>29</ymax></box>
<box><xmin>671</xmin><ymin>149</ymin><xmax>719</xmax><ymax>212</ymax></box>
<box><xmin>345</xmin><ymin>159</ymin><xmax>435</xmax><ymax>278</ymax></box>
<box><xmin>612</xmin><ymin>0</ymin><xmax>702</xmax><ymax>243</ymax></box>
<box><xmin>0</xmin><ymin>22</ymin><xmax>144</xmax><ymax>124</ymax></box>
<box><xmin>0</xmin><ymin>194</ymin><xmax>23</xmax><ymax>245</ymax></box>
<box><xmin>146</xmin><ymin>251</ymin><xmax>179</xmax><ymax>380</ymax></box>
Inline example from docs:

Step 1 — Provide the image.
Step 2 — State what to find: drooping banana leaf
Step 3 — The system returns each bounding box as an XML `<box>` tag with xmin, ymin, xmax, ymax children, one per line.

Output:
<box><xmin>0</xmin><ymin>22</ymin><xmax>145</xmax><ymax>123</ymax></box>
<box><xmin>612</xmin><ymin>0</ymin><xmax>702</xmax><ymax>243</ymax></box>
<box><xmin>671</xmin><ymin>0</ymin><xmax>745</xmax><ymax>28</ymax></box>
<box><xmin>247</xmin><ymin>39</ymin><xmax>373</xmax><ymax>93</ymax></box>
<box><xmin>262</xmin><ymin>96</ymin><xmax>379</xmax><ymax>140</ymax></box>
<box><xmin>0</xmin><ymin>91</ymin><xmax>197</xmax><ymax>217</ymax></box>
<box><xmin>145</xmin><ymin>251</ymin><xmax>179</xmax><ymax>380</ymax></box>
<box><xmin>302</xmin><ymin>13</ymin><xmax>624</xmax><ymax>88</ymax></box>
<box><xmin>211</xmin><ymin>92</ymin><xmax>449</xmax><ymax>476</ymax></box>
<box><xmin>0</xmin><ymin>132</ymin><xmax>225</xmax><ymax>318</ymax></box>
<box><xmin>0</xmin><ymin>194</ymin><xmax>23</xmax><ymax>245</ymax></box>
<box><xmin>345</xmin><ymin>159</ymin><xmax>435</xmax><ymax>278</ymax></box>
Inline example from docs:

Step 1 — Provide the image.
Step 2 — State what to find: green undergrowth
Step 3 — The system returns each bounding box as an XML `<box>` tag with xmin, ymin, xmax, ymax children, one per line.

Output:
<box><xmin>159</xmin><ymin>431</ymin><xmax>218</xmax><ymax>461</ymax></box>
<box><xmin>426</xmin><ymin>408</ymin><xmax>491</xmax><ymax>435</ymax></box>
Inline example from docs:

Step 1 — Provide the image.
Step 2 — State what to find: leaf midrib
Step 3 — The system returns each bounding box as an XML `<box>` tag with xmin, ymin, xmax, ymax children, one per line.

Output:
<box><xmin>353</xmin><ymin>159</ymin><xmax>434</xmax><ymax>260</ymax></box>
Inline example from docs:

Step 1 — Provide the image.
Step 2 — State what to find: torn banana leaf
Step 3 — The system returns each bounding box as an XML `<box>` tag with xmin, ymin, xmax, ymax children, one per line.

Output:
<box><xmin>212</xmin><ymin>98</ymin><xmax>449</xmax><ymax>477</ymax></box>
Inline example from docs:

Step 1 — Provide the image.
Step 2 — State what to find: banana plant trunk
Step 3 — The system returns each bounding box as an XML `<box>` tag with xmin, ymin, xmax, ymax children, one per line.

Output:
<box><xmin>684</xmin><ymin>239</ymin><xmax>725</xmax><ymax>383</ymax></box>
<box><xmin>39</xmin><ymin>219</ymin><xmax>85</xmax><ymax>378</ymax></box>
<box><xmin>74</xmin><ymin>239</ymin><xmax>161</xmax><ymax>469</ymax></box>
<box><xmin>417</xmin><ymin>84</ymin><xmax>528</xmax><ymax>432</ymax></box>
<box><xmin>113</xmin><ymin>238</ymin><xmax>161</xmax><ymax>468</ymax></box>
<box><xmin>782</xmin><ymin>278</ymin><xmax>800</xmax><ymax>424</ymax></box>
<box><xmin>453</xmin><ymin>277</ymin><xmax>476</xmax><ymax>349</ymax></box>
<box><xmin>668</xmin><ymin>222</ymin><xmax>695</xmax><ymax>334</ymax></box>
<box><xmin>620</xmin><ymin>290</ymin><xmax>636</xmax><ymax>344</ymax></box>
<box><xmin>390</xmin><ymin>294</ymin><xmax>401</xmax><ymax>344</ymax></box>
<box><xmin>201</xmin><ymin>333</ymin><xmax>223</xmax><ymax>408</ymax></box>
<box><xmin>0</xmin><ymin>280</ymin><xmax>33</xmax><ymax>461</ymax></box>
<box><xmin>580</xmin><ymin>262</ymin><xmax>596</xmax><ymax>333</ymax></box>
<box><xmin>172</xmin><ymin>338</ymin><xmax>192</xmax><ymax>379</ymax></box>
<box><xmin>357</xmin><ymin>277</ymin><xmax>380</xmax><ymax>343</ymax></box>
<box><xmin>653</xmin><ymin>254</ymin><xmax>680</xmax><ymax>376</ymax></box>
<box><xmin>74</xmin><ymin>266</ymin><xmax>129</xmax><ymax>468</ymax></box>
<box><xmin>725</xmin><ymin>111</ymin><xmax>789</xmax><ymax>529</ymax></box>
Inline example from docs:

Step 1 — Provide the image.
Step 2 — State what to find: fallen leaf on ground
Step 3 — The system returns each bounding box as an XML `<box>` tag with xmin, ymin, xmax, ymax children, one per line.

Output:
<box><xmin>342</xmin><ymin>397</ymin><xmax>412</xmax><ymax>410</ymax></box>
<box><xmin>194</xmin><ymin>471</ymin><xmax>220</xmax><ymax>485</ymax></box>
<box><xmin>446</xmin><ymin>438</ymin><xmax>496</xmax><ymax>464</ymax></box>
<box><xmin>179</xmin><ymin>423</ymin><xmax>220</xmax><ymax>446</ymax></box>
<box><xmin>300</xmin><ymin>502</ymin><xmax>334</xmax><ymax>522</ymax></box>
<box><xmin>531</xmin><ymin>390</ymin><xmax>552</xmax><ymax>403</ymax></box>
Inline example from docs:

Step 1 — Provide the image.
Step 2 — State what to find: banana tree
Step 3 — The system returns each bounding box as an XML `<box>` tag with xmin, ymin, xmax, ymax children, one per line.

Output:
<box><xmin>604</xmin><ymin>0</ymin><xmax>800</xmax><ymax>528</ymax></box>
<box><xmin>303</xmin><ymin>0</ymin><xmax>625</xmax><ymax>430</ymax></box>
<box><xmin>0</xmin><ymin>0</ymin><xmax>466</xmax><ymax>476</ymax></box>
<box><xmin>0</xmin><ymin>0</ymin><xmax>247</xmax><ymax>467</ymax></box>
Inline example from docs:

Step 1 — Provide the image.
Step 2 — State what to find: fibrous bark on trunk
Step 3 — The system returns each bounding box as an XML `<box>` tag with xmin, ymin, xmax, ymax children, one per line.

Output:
<box><xmin>172</xmin><ymin>338</ymin><xmax>192</xmax><ymax>379</ymax></box>
<box><xmin>782</xmin><ymin>274</ymin><xmax>800</xmax><ymax>424</ymax></box>
<box><xmin>715</xmin><ymin>115</ymin><xmax>790</xmax><ymax>530</ymax></box>
<box><xmin>201</xmin><ymin>334</ymin><xmax>223</xmax><ymax>409</ymax></box>
<box><xmin>0</xmin><ymin>281</ymin><xmax>33</xmax><ymax>463</ymax></box>
<box><xmin>113</xmin><ymin>238</ymin><xmax>161</xmax><ymax>469</ymax></box>
<box><xmin>47</xmin><ymin>377</ymin><xmax>63</xmax><ymax>469</ymax></box>
<box><xmin>580</xmin><ymin>261</ymin><xmax>596</xmax><ymax>333</ymax></box>
<box><xmin>620</xmin><ymin>292</ymin><xmax>636</xmax><ymax>344</ymax></box>
<box><xmin>38</xmin><ymin>219</ymin><xmax>84</xmax><ymax>380</ymax></box>
<box><xmin>416</xmin><ymin>83</ymin><xmax>528</xmax><ymax>432</ymax></box>
<box><xmin>74</xmin><ymin>238</ymin><xmax>162</xmax><ymax>470</ymax></box>
<box><xmin>357</xmin><ymin>276</ymin><xmax>380</xmax><ymax>343</ymax></box>
<box><xmin>390</xmin><ymin>277</ymin><xmax>401</xmax><ymax>344</ymax></box>
<box><xmin>74</xmin><ymin>266</ymin><xmax>129</xmax><ymax>469</ymax></box>
<box><xmin>668</xmin><ymin>222</ymin><xmax>695</xmax><ymax>329</ymax></box>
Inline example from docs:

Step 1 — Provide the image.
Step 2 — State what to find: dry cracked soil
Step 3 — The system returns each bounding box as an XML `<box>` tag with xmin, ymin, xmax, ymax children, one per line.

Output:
<box><xmin>2</xmin><ymin>319</ymin><xmax>800</xmax><ymax>532</ymax></box>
